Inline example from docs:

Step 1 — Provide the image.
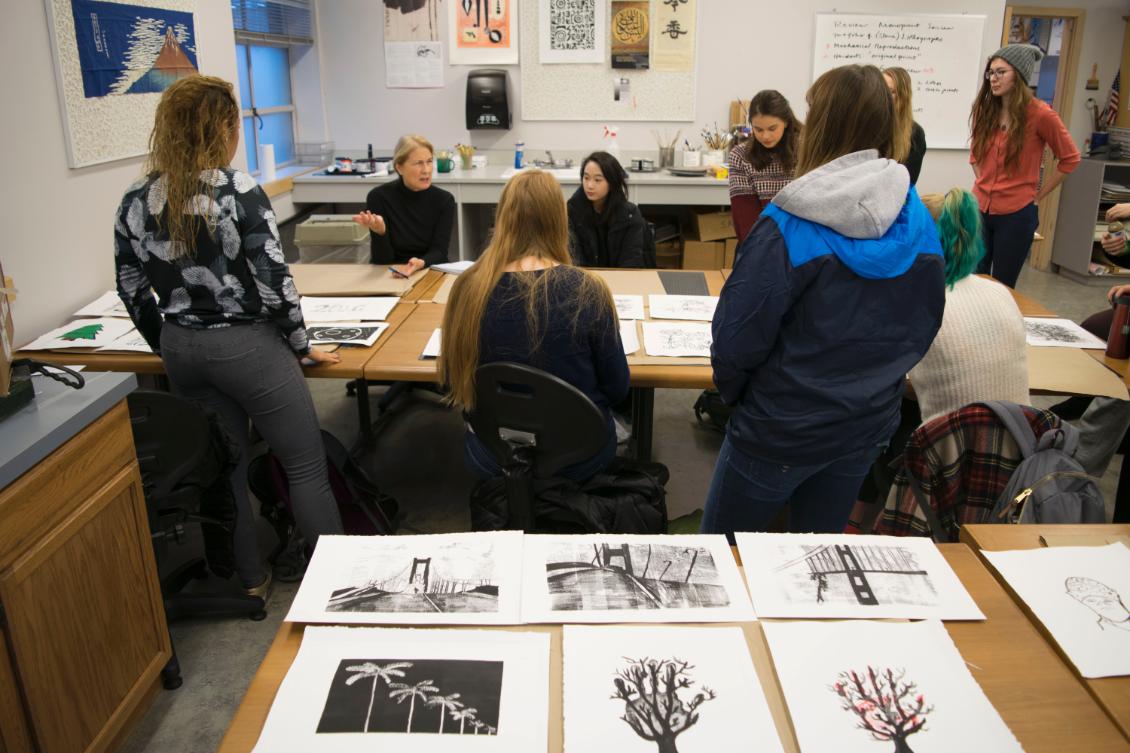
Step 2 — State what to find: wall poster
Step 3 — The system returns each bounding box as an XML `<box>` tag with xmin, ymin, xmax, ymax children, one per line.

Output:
<box><xmin>610</xmin><ymin>0</ymin><xmax>649</xmax><ymax>69</ymax></box>
<box><xmin>383</xmin><ymin>0</ymin><xmax>444</xmax><ymax>88</ymax></box>
<box><xmin>44</xmin><ymin>0</ymin><xmax>199</xmax><ymax>168</ymax></box>
<box><xmin>448</xmin><ymin>0</ymin><xmax>519</xmax><ymax>65</ymax></box>
<box><xmin>538</xmin><ymin>0</ymin><xmax>603</xmax><ymax>64</ymax></box>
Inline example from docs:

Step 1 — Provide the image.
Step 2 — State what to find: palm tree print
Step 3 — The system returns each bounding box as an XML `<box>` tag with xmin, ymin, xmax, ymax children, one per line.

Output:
<box><xmin>388</xmin><ymin>680</ymin><xmax>439</xmax><ymax>732</ymax></box>
<box><xmin>343</xmin><ymin>661</ymin><xmax>412</xmax><ymax>733</ymax></box>
<box><xmin>449</xmin><ymin>706</ymin><xmax>477</xmax><ymax>733</ymax></box>
<box><xmin>426</xmin><ymin>692</ymin><xmax>463</xmax><ymax>733</ymax></box>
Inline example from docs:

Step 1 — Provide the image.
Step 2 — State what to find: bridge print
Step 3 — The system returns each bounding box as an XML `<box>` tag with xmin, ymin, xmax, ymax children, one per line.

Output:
<box><xmin>774</xmin><ymin>544</ymin><xmax>935</xmax><ymax>607</ymax></box>
<box><xmin>327</xmin><ymin>556</ymin><xmax>499</xmax><ymax>614</ymax></box>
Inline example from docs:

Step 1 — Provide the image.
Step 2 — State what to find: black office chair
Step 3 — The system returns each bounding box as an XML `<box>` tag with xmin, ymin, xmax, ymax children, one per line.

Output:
<box><xmin>466</xmin><ymin>362</ymin><xmax>609</xmax><ymax>530</ymax></box>
<box><xmin>127</xmin><ymin>391</ymin><xmax>267</xmax><ymax>686</ymax></box>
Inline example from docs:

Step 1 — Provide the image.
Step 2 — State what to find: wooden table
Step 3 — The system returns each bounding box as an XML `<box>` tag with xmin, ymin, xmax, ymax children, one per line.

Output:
<box><xmin>959</xmin><ymin>524</ymin><xmax>1130</xmax><ymax>742</ymax></box>
<box><xmin>216</xmin><ymin>544</ymin><xmax>1130</xmax><ymax>753</ymax></box>
<box><xmin>1090</xmin><ymin>350</ymin><xmax>1130</xmax><ymax>383</ymax></box>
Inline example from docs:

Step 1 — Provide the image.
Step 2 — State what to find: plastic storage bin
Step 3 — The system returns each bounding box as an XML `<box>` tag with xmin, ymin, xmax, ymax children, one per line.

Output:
<box><xmin>294</xmin><ymin>214</ymin><xmax>370</xmax><ymax>264</ymax></box>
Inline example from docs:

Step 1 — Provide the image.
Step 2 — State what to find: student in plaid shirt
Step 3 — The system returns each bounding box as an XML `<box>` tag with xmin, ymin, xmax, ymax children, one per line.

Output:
<box><xmin>728</xmin><ymin>90</ymin><xmax>801</xmax><ymax>244</ymax></box>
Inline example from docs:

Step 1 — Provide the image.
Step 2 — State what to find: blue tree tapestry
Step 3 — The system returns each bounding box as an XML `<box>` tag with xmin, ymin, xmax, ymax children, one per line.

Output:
<box><xmin>71</xmin><ymin>0</ymin><xmax>198</xmax><ymax>98</ymax></box>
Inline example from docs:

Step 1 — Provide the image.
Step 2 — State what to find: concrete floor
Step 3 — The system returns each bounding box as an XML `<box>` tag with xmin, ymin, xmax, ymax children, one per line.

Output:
<box><xmin>119</xmin><ymin>264</ymin><xmax>1122</xmax><ymax>753</ymax></box>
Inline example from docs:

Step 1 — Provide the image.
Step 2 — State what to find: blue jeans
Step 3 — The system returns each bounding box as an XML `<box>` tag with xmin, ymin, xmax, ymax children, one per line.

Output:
<box><xmin>701</xmin><ymin>436</ymin><xmax>883</xmax><ymax>541</ymax></box>
<box><xmin>464</xmin><ymin>417</ymin><xmax>618</xmax><ymax>483</ymax></box>
<box><xmin>978</xmin><ymin>203</ymin><xmax>1039</xmax><ymax>289</ymax></box>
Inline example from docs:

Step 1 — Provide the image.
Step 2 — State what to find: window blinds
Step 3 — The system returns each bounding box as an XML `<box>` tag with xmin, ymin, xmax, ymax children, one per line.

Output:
<box><xmin>230</xmin><ymin>0</ymin><xmax>313</xmax><ymax>46</ymax></box>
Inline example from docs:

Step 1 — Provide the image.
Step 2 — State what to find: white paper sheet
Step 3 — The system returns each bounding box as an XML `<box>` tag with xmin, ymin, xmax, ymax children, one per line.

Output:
<box><xmin>520</xmin><ymin>534</ymin><xmax>754</xmax><ymax>623</ymax></box>
<box><xmin>1024</xmin><ymin>317</ymin><xmax>1107</xmax><ymax>349</ymax></box>
<box><xmin>613</xmin><ymin>295</ymin><xmax>645</xmax><ymax>321</ymax></box>
<box><xmin>422</xmin><ymin>328</ymin><xmax>442</xmax><ymax>359</ymax></box>
<box><xmin>735</xmin><ymin>533</ymin><xmax>984</xmax><ymax>620</ymax></box>
<box><xmin>21</xmin><ymin>318</ymin><xmax>136</xmax><ymax>350</ymax></box>
<box><xmin>647</xmin><ymin>294</ymin><xmax>718</xmax><ymax>322</ymax></box>
<box><xmin>641</xmin><ymin>321</ymin><xmax>712</xmax><ymax>357</ymax></box>
<box><xmin>74</xmin><ymin>290</ymin><xmax>130</xmax><ymax>318</ymax></box>
<box><xmin>301</xmin><ymin>296</ymin><xmax>399</xmax><ymax>322</ymax></box>
<box><xmin>619</xmin><ymin>321</ymin><xmax>639</xmax><ymax>355</ymax></box>
<box><xmin>385</xmin><ymin>41</ymin><xmax>444</xmax><ymax>88</ymax></box>
<box><xmin>97</xmin><ymin>328</ymin><xmax>153</xmax><ymax>353</ymax></box>
<box><xmin>563</xmin><ymin>626</ymin><xmax>784</xmax><ymax>753</ymax></box>
<box><xmin>983</xmin><ymin>543</ymin><xmax>1130</xmax><ymax>678</ymax></box>
<box><xmin>432</xmin><ymin>260</ymin><xmax>475</xmax><ymax>275</ymax></box>
<box><xmin>308</xmin><ymin>322</ymin><xmax>390</xmax><ymax>347</ymax></box>
<box><xmin>763</xmin><ymin>620</ymin><xmax>1023</xmax><ymax>753</ymax></box>
<box><xmin>252</xmin><ymin>626</ymin><xmax>549</xmax><ymax>753</ymax></box>
<box><xmin>287</xmin><ymin>533</ymin><xmax>525</xmax><ymax>626</ymax></box>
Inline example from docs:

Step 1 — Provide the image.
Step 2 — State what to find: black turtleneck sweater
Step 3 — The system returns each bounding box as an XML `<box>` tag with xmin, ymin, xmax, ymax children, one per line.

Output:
<box><xmin>364</xmin><ymin>178</ymin><xmax>456</xmax><ymax>267</ymax></box>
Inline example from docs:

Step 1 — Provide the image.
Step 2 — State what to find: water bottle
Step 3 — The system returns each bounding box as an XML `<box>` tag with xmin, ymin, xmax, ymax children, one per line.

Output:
<box><xmin>514</xmin><ymin>142</ymin><xmax>524</xmax><ymax>170</ymax></box>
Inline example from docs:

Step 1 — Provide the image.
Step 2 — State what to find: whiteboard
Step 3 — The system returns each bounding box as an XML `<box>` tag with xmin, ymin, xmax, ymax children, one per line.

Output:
<box><xmin>813</xmin><ymin>13</ymin><xmax>986</xmax><ymax>149</ymax></box>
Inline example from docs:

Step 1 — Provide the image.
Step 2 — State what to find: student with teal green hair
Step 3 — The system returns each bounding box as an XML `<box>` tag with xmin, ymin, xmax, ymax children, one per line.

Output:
<box><xmin>909</xmin><ymin>188</ymin><xmax>1030</xmax><ymax>423</ymax></box>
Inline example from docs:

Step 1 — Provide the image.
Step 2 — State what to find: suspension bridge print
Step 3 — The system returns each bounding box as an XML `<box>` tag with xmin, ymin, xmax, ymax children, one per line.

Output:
<box><xmin>545</xmin><ymin>541</ymin><xmax>731</xmax><ymax>611</ymax></box>
<box><xmin>774</xmin><ymin>544</ymin><xmax>939</xmax><ymax>608</ymax></box>
<box><xmin>316</xmin><ymin>658</ymin><xmax>502</xmax><ymax>736</ymax></box>
<box><xmin>327</xmin><ymin>554</ymin><xmax>499</xmax><ymax>614</ymax></box>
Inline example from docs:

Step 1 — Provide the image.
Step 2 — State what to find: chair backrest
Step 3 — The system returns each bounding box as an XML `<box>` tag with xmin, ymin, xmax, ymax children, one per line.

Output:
<box><xmin>126</xmin><ymin>390</ymin><xmax>213</xmax><ymax>500</ymax></box>
<box><xmin>467</xmin><ymin>362</ymin><xmax>608</xmax><ymax>479</ymax></box>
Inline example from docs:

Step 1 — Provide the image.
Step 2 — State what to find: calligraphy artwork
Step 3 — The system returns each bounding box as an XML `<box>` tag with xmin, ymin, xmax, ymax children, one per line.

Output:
<box><xmin>653</xmin><ymin>0</ymin><xmax>696</xmax><ymax>71</ymax></box>
<box><xmin>448</xmin><ymin>0</ymin><xmax>519</xmax><ymax>65</ymax></box>
<box><xmin>610</xmin><ymin>0</ymin><xmax>650</xmax><ymax>70</ymax></box>
<box><xmin>539</xmin><ymin>0</ymin><xmax>604</xmax><ymax>64</ymax></box>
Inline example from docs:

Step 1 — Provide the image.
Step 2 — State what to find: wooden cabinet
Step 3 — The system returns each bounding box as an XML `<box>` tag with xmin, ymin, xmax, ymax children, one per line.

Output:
<box><xmin>1051</xmin><ymin>158</ymin><xmax>1130</xmax><ymax>277</ymax></box>
<box><xmin>0</xmin><ymin>401</ymin><xmax>169</xmax><ymax>753</ymax></box>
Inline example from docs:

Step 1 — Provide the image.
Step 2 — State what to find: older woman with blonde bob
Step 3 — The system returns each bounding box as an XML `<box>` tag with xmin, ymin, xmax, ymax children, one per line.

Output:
<box><xmin>441</xmin><ymin>170</ymin><xmax>629</xmax><ymax>481</ymax></box>
<box><xmin>354</xmin><ymin>134</ymin><xmax>456</xmax><ymax>277</ymax></box>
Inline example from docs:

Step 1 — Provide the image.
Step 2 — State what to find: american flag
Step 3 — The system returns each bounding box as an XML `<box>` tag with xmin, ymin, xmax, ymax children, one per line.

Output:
<box><xmin>1103</xmin><ymin>70</ymin><xmax>1120</xmax><ymax>127</ymax></box>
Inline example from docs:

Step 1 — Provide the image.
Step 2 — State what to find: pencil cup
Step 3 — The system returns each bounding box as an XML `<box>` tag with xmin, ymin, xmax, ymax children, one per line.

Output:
<box><xmin>683</xmin><ymin>150</ymin><xmax>701</xmax><ymax>167</ymax></box>
<box><xmin>658</xmin><ymin>147</ymin><xmax>674</xmax><ymax>168</ymax></box>
<box><xmin>702</xmin><ymin>149</ymin><xmax>725</xmax><ymax>168</ymax></box>
<box><xmin>459</xmin><ymin>151</ymin><xmax>474</xmax><ymax>170</ymax></box>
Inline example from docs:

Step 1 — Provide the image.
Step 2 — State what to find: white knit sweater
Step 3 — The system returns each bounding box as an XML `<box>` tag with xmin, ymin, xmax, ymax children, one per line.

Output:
<box><xmin>909</xmin><ymin>275</ymin><xmax>1030</xmax><ymax>423</ymax></box>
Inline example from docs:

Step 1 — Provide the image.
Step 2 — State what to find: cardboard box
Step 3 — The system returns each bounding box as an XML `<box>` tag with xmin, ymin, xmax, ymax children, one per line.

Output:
<box><xmin>654</xmin><ymin>239</ymin><xmax>682</xmax><ymax>270</ymax></box>
<box><xmin>682</xmin><ymin>240</ymin><xmax>724</xmax><ymax>270</ymax></box>
<box><xmin>723</xmin><ymin>237</ymin><xmax>738</xmax><ymax>269</ymax></box>
<box><xmin>687</xmin><ymin>210</ymin><xmax>736</xmax><ymax>242</ymax></box>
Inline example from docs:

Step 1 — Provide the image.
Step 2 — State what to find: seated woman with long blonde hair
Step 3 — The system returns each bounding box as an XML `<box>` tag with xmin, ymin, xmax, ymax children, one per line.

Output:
<box><xmin>440</xmin><ymin>170</ymin><xmax>629</xmax><ymax>481</ymax></box>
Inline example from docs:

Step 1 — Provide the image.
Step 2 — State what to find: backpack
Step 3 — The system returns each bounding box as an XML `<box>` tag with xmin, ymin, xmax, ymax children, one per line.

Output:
<box><xmin>470</xmin><ymin>457</ymin><xmax>669</xmax><ymax>534</ymax></box>
<box><xmin>693</xmin><ymin>389</ymin><xmax>732</xmax><ymax>433</ymax></box>
<box><xmin>248</xmin><ymin>431</ymin><xmax>400</xmax><ymax>570</ymax></box>
<box><xmin>982</xmin><ymin>401</ymin><xmax>1105</xmax><ymax>525</ymax></box>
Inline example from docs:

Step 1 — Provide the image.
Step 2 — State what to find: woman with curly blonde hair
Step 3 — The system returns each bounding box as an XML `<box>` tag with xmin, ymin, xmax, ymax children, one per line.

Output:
<box><xmin>114</xmin><ymin>75</ymin><xmax>342</xmax><ymax>598</ymax></box>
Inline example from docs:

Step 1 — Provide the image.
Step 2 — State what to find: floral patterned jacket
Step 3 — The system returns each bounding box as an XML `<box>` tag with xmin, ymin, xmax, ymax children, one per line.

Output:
<box><xmin>113</xmin><ymin>168</ymin><xmax>308</xmax><ymax>355</ymax></box>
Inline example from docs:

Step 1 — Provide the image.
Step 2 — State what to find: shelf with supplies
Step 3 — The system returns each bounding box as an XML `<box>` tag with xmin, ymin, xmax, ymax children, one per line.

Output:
<box><xmin>1052</xmin><ymin>158</ymin><xmax>1130</xmax><ymax>277</ymax></box>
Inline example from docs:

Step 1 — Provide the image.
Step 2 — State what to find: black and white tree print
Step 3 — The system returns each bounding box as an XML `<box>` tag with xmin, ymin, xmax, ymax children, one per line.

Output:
<box><xmin>831</xmin><ymin>666</ymin><xmax>933</xmax><ymax>753</ymax></box>
<box><xmin>317</xmin><ymin>658</ymin><xmax>502</xmax><ymax>735</ymax></box>
<box><xmin>612</xmin><ymin>657</ymin><xmax>716</xmax><ymax>753</ymax></box>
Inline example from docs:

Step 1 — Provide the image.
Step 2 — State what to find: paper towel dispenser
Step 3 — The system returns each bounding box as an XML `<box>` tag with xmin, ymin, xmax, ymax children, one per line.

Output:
<box><xmin>466</xmin><ymin>69</ymin><xmax>510</xmax><ymax>130</ymax></box>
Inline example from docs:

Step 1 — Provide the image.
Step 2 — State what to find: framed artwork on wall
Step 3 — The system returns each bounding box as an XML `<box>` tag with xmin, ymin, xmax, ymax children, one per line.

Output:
<box><xmin>44</xmin><ymin>0</ymin><xmax>199</xmax><ymax>168</ymax></box>
<box><xmin>448</xmin><ymin>0</ymin><xmax>518</xmax><ymax>65</ymax></box>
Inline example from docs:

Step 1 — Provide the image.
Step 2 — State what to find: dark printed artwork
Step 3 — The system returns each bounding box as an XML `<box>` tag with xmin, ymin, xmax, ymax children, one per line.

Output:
<box><xmin>831</xmin><ymin>666</ymin><xmax>932</xmax><ymax>753</ymax></box>
<box><xmin>775</xmin><ymin>544</ymin><xmax>938</xmax><ymax>608</ymax></box>
<box><xmin>549</xmin><ymin>0</ymin><xmax>596</xmax><ymax>50</ymax></box>
<box><xmin>1065</xmin><ymin>577</ymin><xmax>1130</xmax><ymax>632</ymax></box>
<box><xmin>70</xmin><ymin>0</ymin><xmax>198</xmax><ymax>98</ymax></box>
<box><xmin>327</xmin><ymin>551</ymin><xmax>499</xmax><ymax>614</ymax></box>
<box><xmin>613</xmin><ymin>657</ymin><xmax>716</xmax><ymax>753</ymax></box>
<box><xmin>610</xmin><ymin>0</ymin><xmax>650</xmax><ymax>69</ymax></box>
<box><xmin>546</xmin><ymin>542</ymin><xmax>730</xmax><ymax>611</ymax></box>
<box><xmin>317</xmin><ymin>658</ymin><xmax>502</xmax><ymax>735</ymax></box>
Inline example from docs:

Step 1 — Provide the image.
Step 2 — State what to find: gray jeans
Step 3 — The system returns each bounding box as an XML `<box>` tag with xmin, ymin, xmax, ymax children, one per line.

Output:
<box><xmin>160</xmin><ymin>322</ymin><xmax>343</xmax><ymax>586</ymax></box>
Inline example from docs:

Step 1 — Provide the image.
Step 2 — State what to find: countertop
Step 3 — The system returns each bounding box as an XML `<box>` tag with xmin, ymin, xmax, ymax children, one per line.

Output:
<box><xmin>0</xmin><ymin>371</ymin><xmax>136</xmax><ymax>489</ymax></box>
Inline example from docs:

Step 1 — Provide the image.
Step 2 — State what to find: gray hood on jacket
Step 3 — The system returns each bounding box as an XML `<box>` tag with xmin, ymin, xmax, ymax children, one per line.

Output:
<box><xmin>771</xmin><ymin>150</ymin><xmax>910</xmax><ymax>240</ymax></box>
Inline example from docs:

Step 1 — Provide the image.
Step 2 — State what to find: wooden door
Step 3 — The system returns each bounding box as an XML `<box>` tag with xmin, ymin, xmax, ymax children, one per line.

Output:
<box><xmin>1002</xmin><ymin>7</ymin><xmax>1085</xmax><ymax>270</ymax></box>
<box><xmin>0</xmin><ymin>463</ymin><xmax>169</xmax><ymax>753</ymax></box>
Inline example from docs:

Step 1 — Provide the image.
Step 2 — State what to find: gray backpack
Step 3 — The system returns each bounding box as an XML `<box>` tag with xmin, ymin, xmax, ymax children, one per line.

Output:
<box><xmin>983</xmin><ymin>401</ymin><xmax>1105</xmax><ymax>525</ymax></box>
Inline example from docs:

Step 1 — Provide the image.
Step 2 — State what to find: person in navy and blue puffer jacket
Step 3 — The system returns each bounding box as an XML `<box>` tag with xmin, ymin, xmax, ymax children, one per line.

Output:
<box><xmin>702</xmin><ymin>64</ymin><xmax>945</xmax><ymax>540</ymax></box>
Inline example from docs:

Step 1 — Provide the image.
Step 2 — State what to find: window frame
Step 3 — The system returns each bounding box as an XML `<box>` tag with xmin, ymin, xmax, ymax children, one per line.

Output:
<box><xmin>237</xmin><ymin>41</ymin><xmax>299</xmax><ymax>177</ymax></box>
